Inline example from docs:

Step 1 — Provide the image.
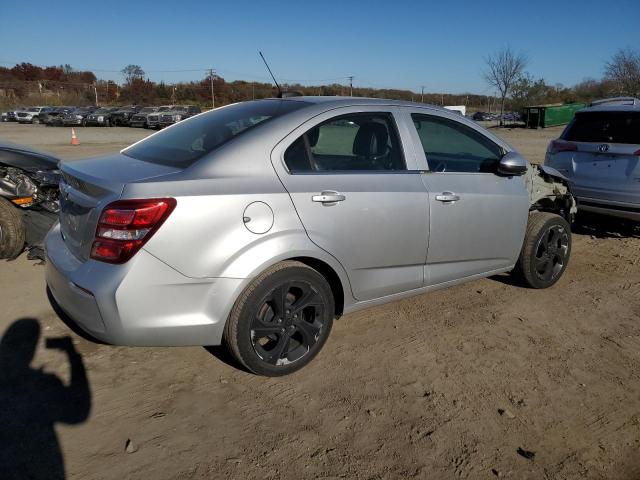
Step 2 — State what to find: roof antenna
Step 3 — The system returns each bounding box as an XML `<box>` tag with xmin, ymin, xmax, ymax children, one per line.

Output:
<box><xmin>259</xmin><ymin>51</ymin><xmax>282</xmax><ymax>97</ymax></box>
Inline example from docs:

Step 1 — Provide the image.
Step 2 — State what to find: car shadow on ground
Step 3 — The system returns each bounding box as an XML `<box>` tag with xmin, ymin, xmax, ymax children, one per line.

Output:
<box><xmin>572</xmin><ymin>213</ymin><xmax>639</xmax><ymax>239</ymax></box>
<box><xmin>0</xmin><ymin>318</ymin><xmax>91</xmax><ymax>480</ymax></box>
<box><xmin>203</xmin><ymin>345</ymin><xmax>252</xmax><ymax>373</ymax></box>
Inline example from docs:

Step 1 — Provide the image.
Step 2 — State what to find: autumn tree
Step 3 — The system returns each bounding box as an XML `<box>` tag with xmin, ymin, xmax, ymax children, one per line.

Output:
<box><xmin>483</xmin><ymin>47</ymin><xmax>528</xmax><ymax>125</ymax></box>
<box><xmin>604</xmin><ymin>48</ymin><xmax>640</xmax><ymax>96</ymax></box>
<box><xmin>121</xmin><ymin>65</ymin><xmax>145</xmax><ymax>86</ymax></box>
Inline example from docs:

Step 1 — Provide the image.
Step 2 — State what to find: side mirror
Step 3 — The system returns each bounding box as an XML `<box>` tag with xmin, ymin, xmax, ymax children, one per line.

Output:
<box><xmin>497</xmin><ymin>151</ymin><xmax>528</xmax><ymax>176</ymax></box>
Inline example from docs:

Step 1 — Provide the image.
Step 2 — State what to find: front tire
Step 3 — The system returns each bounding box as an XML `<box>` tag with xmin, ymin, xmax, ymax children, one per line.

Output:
<box><xmin>513</xmin><ymin>212</ymin><xmax>571</xmax><ymax>289</ymax></box>
<box><xmin>224</xmin><ymin>261</ymin><xmax>335</xmax><ymax>376</ymax></box>
<box><xmin>0</xmin><ymin>198</ymin><xmax>26</xmax><ymax>259</ymax></box>
<box><xmin>31</xmin><ymin>116</ymin><xmax>40</xmax><ymax>124</ymax></box>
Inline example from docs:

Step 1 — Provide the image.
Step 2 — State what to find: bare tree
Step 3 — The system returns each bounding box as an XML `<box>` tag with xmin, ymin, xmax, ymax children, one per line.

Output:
<box><xmin>604</xmin><ymin>48</ymin><xmax>640</xmax><ymax>96</ymax></box>
<box><xmin>483</xmin><ymin>47</ymin><xmax>528</xmax><ymax>125</ymax></box>
<box><xmin>121</xmin><ymin>65</ymin><xmax>145</xmax><ymax>86</ymax></box>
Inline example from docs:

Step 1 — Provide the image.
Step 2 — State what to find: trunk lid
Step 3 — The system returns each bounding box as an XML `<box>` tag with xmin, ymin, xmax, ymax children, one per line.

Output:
<box><xmin>567</xmin><ymin>143</ymin><xmax>639</xmax><ymax>201</ymax></box>
<box><xmin>59</xmin><ymin>153</ymin><xmax>181</xmax><ymax>260</ymax></box>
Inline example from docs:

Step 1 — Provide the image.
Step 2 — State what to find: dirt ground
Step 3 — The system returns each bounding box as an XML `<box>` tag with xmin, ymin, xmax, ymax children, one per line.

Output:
<box><xmin>1</xmin><ymin>122</ymin><xmax>639</xmax><ymax>480</ymax></box>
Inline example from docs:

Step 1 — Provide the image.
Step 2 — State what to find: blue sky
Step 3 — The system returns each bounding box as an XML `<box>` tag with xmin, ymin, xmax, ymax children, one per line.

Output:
<box><xmin>1</xmin><ymin>0</ymin><xmax>638</xmax><ymax>94</ymax></box>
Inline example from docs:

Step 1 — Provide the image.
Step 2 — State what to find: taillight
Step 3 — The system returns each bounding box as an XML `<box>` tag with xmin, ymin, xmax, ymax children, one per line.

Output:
<box><xmin>634</xmin><ymin>149</ymin><xmax>640</xmax><ymax>156</ymax></box>
<box><xmin>90</xmin><ymin>198</ymin><xmax>176</xmax><ymax>264</ymax></box>
<box><xmin>548</xmin><ymin>140</ymin><xmax>577</xmax><ymax>154</ymax></box>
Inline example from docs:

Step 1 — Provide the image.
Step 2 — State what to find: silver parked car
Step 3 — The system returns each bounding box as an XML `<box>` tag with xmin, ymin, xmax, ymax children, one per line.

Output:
<box><xmin>45</xmin><ymin>97</ymin><xmax>575</xmax><ymax>376</ymax></box>
<box><xmin>545</xmin><ymin>97</ymin><xmax>639</xmax><ymax>221</ymax></box>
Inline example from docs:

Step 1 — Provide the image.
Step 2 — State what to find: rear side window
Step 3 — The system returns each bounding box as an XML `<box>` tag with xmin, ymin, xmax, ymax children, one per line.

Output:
<box><xmin>411</xmin><ymin>114</ymin><xmax>503</xmax><ymax>173</ymax></box>
<box><xmin>563</xmin><ymin>111</ymin><xmax>640</xmax><ymax>144</ymax></box>
<box><xmin>284</xmin><ymin>112</ymin><xmax>406</xmax><ymax>172</ymax></box>
<box><xmin>124</xmin><ymin>100</ymin><xmax>309</xmax><ymax>168</ymax></box>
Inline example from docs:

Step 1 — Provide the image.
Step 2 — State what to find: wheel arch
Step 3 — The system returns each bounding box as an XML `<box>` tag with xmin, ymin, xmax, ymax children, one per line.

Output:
<box><xmin>289</xmin><ymin>256</ymin><xmax>345</xmax><ymax>318</ymax></box>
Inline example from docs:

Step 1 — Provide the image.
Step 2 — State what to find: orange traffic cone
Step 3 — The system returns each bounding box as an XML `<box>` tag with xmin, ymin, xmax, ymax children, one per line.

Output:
<box><xmin>70</xmin><ymin>128</ymin><xmax>79</xmax><ymax>146</ymax></box>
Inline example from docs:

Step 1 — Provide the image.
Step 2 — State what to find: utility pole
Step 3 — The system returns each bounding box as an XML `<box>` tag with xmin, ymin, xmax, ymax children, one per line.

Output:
<box><xmin>208</xmin><ymin>68</ymin><xmax>216</xmax><ymax>109</ymax></box>
<box><xmin>421</xmin><ymin>86</ymin><xmax>425</xmax><ymax>103</ymax></box>
<box><xmin>93</xmin><ymin>83</ymin><xmax>98</xmax><ymax>106</ymax></box>
<box><xmin>348</xmin><ymin>76</ymin><xmax>353</xmax><ymax>96</ymax></box>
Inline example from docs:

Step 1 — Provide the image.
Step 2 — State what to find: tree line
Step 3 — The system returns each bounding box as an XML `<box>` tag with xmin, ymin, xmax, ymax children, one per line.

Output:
<box><xmin>1</xmin><ymin>48</ymin><xmax>638</xmax><ymax>112</ymax></box>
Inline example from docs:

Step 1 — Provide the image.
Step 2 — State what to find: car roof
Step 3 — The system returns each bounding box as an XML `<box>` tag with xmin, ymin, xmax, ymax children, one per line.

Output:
<box><xmin>580</xmin><ymin>97</ymin><xmax>640</xmax><ymax>113</ymax></box>
<box><xmin>283</xmin><ymin>95</ymin><xmax>447</xmax><ymax>110</ymax></box>
<box><xmin>579</xmin><ymin>104</ymin><xmax>640</xmax><ymax>113</ymax></box>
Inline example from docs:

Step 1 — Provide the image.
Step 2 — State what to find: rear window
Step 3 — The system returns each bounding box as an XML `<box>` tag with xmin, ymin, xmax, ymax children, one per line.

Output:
<box><xmin>123</xmin><ymin>100</ymin><xmax>308</xmax><ymax>168</ymax></box>
<box><xmin>563</xmin><ymin>111</ymin><xmax>640</xmax><ymax>144</ymax></box>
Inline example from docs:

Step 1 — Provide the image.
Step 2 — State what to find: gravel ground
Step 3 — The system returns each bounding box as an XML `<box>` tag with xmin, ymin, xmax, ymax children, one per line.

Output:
<box><xmin>0</xmin><ymin>121</ymin><xmax>638</xmax><ymax>480</ymax></box>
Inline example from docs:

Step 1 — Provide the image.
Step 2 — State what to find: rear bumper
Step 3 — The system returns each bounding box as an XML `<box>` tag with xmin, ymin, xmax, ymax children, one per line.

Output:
<box><xmin>577</xmin><ymin>196</ymin><xmax>640</xmax><ymax>221</ymax></box>
<box><xmin>45</xmin><ymin>223</ymin><xmax>243</xmax><ymax>346</ymax></box>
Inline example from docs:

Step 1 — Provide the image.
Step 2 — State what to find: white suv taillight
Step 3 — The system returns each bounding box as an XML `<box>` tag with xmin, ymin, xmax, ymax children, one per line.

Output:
<box><xmin>90</xmin><ymin>198</ymin><xmax>176</xmax><ymax>264</ymax></box>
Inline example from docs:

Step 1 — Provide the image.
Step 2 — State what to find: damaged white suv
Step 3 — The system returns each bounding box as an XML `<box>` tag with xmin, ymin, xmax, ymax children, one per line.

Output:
<box><xmin>46</xmin><ymin>97</ymin><xmax>575</xmax><ymax>376</ymax></box>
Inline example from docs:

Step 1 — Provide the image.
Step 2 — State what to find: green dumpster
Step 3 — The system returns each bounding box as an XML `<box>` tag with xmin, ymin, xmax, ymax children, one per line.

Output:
<box><xmin>522</xmin><ymin>103</ymin><xmax>586</xmax><ymax>128</ymax></box>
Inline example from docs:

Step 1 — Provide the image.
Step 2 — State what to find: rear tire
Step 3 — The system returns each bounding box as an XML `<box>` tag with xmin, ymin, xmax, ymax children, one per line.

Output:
<box><xmin>0</xmin><ymin>198</ymin><xmax>26</xmax><ymax>259</ymax></box>
<box><xmin>512</xmin><ymin>212</ymin><xmax>571</xmax><ymax>289</ymax></box>
<box><xmin>223</xmin><ymin>261</ymin><xmax>335</xmax><ymax>376</ymax></box>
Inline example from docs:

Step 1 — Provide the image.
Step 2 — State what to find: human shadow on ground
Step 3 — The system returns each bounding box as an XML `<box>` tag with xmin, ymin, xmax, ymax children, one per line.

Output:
<box><xmin>0</xmin><ymin>318</ymin><xmax>91</xmax><ymax>480</ymax></box>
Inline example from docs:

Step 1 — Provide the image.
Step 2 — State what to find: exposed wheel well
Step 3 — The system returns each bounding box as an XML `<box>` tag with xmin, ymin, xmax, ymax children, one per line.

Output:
<box><xmin>290</xmin><ymin>256</ymin><xmax>344</xmax><ymax>318</ymax></box>
<box><xmin>530</xmin><ymin>197</ymin><xmax>574</xmax><ymax>223</ymax></box>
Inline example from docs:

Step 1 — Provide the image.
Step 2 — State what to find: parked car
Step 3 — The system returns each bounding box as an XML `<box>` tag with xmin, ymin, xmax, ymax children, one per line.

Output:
<box><xmin>45</xmin><ymin>97</ymin><xmax>575</xmax><ymax>376</ymax></box>
<box><xmin>501</xmin><ymin>111</ymin><xmax>521</xmax><ymax>123</ymax></box>
<box><xmin>42</xmin><ymin>107</ymin><xmax>75</xmax><ymax>126</ymax></box>
<box><xmin>1</xmin><ymin>142</ymin><xmax>60</xmax><ymax>260</ymax></box>
<box><xmin>128</xmin><ymin>106</ymin><xmax>161</xmax><ymax>128</ymax></box>
<box><xmin>15</xmin><ymin>106</ymin><xmax>53</xmax><ymax>124</ymax></box>
<box><xmin>473</xmin><ymin>111</ymin><xmax>494</xmax><ymax>121</ymax></box>
<box><xmin>145</xmin><ymin>105</ymin><xmax>177</xmax><ymax>129</ymax></box>
<box><xmin>545</xmin><ymin>97</ymin><xmax>640</xmax><ymax>221</ymax></box>
<box><xmin>57</xmin><ymin>106</ymin><xmax>98</xmax><ymax>127</ymax></box>
<box><xmin>84</xmin><ymin>107</ymin><xmax>120</xmax><ymax>127</ymax></box>
<box><xmin>110</xmin><ymin>105</ymin><xmax>143</xmax><ymax>126</ymax></box>
<box><xmin>158</xmin><ymin>105</ymin><xmax>202</xmax><ymax>128</ymax></box>
<box><xmin>2</xmin><ymin>108</ymin><xmax>25</xmax><ymax>122</ymax></box>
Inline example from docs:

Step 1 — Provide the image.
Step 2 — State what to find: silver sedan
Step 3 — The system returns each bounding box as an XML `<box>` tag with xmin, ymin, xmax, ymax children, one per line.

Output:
<box><xmin>45</xmin><ymin>97</ymin><xmax>575</xmax><ymax>376</ymax></box>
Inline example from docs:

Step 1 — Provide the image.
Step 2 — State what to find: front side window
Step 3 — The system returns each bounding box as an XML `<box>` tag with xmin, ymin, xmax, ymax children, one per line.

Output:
<box><xmin>411</xmin><ymin>114</ymin><xmax>503</xmax><ymax>173</ymax></box>
<box><xmin>284</xmin><ymin>112</ymin><xmax>406</xmax><ymax>173</ymax></box>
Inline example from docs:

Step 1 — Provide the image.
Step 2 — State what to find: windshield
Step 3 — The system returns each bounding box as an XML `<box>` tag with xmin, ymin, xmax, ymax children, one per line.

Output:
<box><xmin>123</xmin><ymin>100</ymin><xmax>309</xmax><ymax>168</ymax></box>
<box><xmin>564</xmin><ymin>111</ymin><xmax>640</xmax><ymax>144</ymax></box>
<box><xmin>140</xmin><ymin>107</ymin><xmax>156</xmax><ymax>113</ymax></box>
<box><xmin>93</xmin><ymin>109</ymin><xmax>109</xmax><ymax>114</ymax></box>
<box><xmin>28</xmin><ymin>107</ymin><xmax>40</xmax><ymax>112</ymax></box>
<box><xmin>158</xmin><ymin>107</ymin><xmax>171</xmax><ymax>112</ymax></box>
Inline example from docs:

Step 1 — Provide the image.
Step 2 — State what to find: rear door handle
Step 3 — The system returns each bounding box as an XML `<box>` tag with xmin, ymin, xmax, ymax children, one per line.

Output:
<box><xmin>312</xmin><ymin>191</ymin><xmax>346</xmax><ymax>203</ymax></box>
<box><xmin>435</xmin><ymin>192</ymin><xmax>460</xmax><ymax>202</ymax></box>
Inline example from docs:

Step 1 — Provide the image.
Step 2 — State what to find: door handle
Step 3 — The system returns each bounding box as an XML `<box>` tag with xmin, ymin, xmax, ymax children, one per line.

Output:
<box><xmin>435</xmin><ymin>192</ymin><xmax>460</xmax><ymax>202</ymax></box>
<box><xmin>312</xmin><ymin>191</ymin><xmax>346</xmax><ymax>204</ymax></box>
